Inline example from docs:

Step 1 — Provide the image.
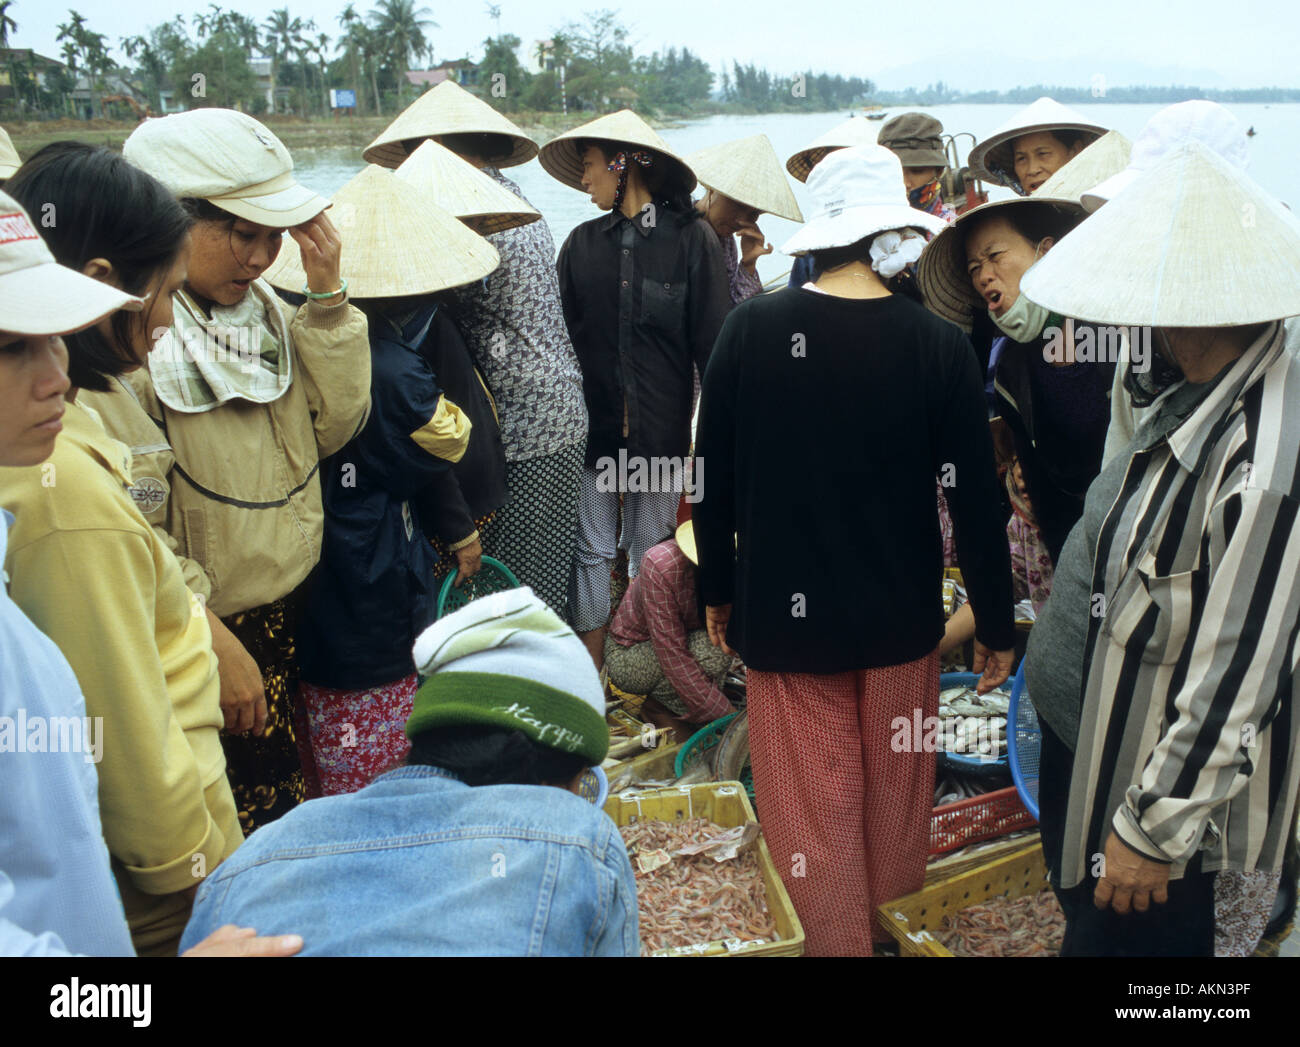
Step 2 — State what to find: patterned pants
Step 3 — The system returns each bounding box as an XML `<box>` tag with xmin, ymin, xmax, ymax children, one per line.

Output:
<box><xmin>297</xmin><ymin>675</ymin><xmax>419</xmax><ymax>796</ymax></box>
<box><xmin>747</xmin><ymin>650</ymin><xmax>940</xmax><ymax>956</ymax></box>
<box><xmin>603</xmin><ymin>629</ymin><xmax>733</xmax><ymax>720</ymax></box>
<box><xmin>489</xmin><ymin>441</ymin><xmax>584</xmax><ymax>618</ymax></box>
<box><xmin>568</xmin><ymin>466</ymin><xmax>679</xmax><ymax>633</ymax></box>
<box><xmin>220</xmin><ymin>592</ymin><xmax>308</xmax><ymax>836</ymax></box>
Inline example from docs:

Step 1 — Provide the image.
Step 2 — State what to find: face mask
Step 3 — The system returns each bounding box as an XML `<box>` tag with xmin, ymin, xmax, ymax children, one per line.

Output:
<box><xmin>989</xmin><ymin>241</ymin><xmax>1051</xmax><ymax>342</ymax></box>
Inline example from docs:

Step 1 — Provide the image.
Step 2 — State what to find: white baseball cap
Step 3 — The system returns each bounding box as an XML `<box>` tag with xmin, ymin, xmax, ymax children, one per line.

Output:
<box><xmin>1081</xmin><ymin>100</ymin><xmax>1248</xmax><ymax>213</ymax></box>
<box><xmin>0</xmin><ymin>127</ymin><xmax>20</xmax><ymax>179</ymax></box>
<box><xmin>0</xmin><ymin>190</ymin><xmax>143</xmax><ymax>336</ymax></box>
<box><xmin>124</xmin><ymin>109</ymin><xmax>329</xmax><ymax>227</ymax></box>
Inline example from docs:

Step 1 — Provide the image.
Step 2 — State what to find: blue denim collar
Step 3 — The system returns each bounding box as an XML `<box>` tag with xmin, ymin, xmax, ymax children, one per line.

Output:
<box><xmin>371</xmin><ymin>764</ymin><xmax>463</xmax><ymax>786</ymax></box>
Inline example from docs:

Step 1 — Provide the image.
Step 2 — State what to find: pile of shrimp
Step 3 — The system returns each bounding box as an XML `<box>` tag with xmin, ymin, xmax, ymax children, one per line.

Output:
<box><xmin>935</xmin><ymin>887</ymin><xmax>1066</xmax><ymax>957</ymax></box>
<box><xmin>620</xmin><ymin>817</ymin><xmax>778</xmax><ymax>956</ymax></box>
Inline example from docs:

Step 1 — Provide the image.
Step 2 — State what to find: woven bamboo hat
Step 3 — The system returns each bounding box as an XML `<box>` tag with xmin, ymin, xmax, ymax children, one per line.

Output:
<box><xmin>395</xmin><ymin>138</ymin><xmax>540</xmax><ymax>236</ymax></box>
<box><xmin>916</xmin><ymin>193</ymin><xmax>1084</xmax><ymax>331</ymax></box>
<box><xmin>539</xmin><ymin>109</ymin><xmax>696</xmax><ymax>194</ymax></box>
<box><xmin>786</xmin><ymin>117</ymin><xmax>879</xmax><ymax>182</ymax></box>
<box><xmin>1020</xmin><ymin>141</ymin><xmax>1300</xmax><ymax>327</ymax></box>
<box><xmin>686</xmin><ymin>134</ymin><xmax>803</xmax><ymax>222</ymax></box>
<box><xmin>0</xmin><ymin>127</ymin><xmax>20</xmax><ymax>179</ymax></box>
<box><xmin>263</xmin><ymin>165</ymin><xmax>499</xmax><ymax>299</ymax></box>
<box><xmin>1033</xmin><ymin>130</ymin><xmax>1132</xmax><ymax>201</ymax></box>
<box><xmin>968</xmin><ymin>97</ymin><xmax>1107</xmax><ymax>193</ymax></box>
<box><xmin>363</xmin><ymin>80</ymin><xmax>539</xmax><ymax>170</ymax></box>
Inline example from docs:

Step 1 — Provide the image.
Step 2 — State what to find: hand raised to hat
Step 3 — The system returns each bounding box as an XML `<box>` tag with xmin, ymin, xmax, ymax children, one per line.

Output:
<box><xmin>289</xmin><ymin>210</ymin><xmax>345</xmax><ymax>306</ymax></box>
<box><xmin>736</xmin><ymin>219</ymin><xmax>773</xmax><ymax>272</ymax></box>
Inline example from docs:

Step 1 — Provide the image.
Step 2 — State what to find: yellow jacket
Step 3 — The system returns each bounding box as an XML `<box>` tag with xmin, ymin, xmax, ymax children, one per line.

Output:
<box><xmin>79</xmin><ymin>285</ymin><xmax>370</xmax><ymax>617</ymax></box>
<box><xmin>0</xmin><ymin>401</ymin><xmax>238</xmax><ymax>896</ymax></box>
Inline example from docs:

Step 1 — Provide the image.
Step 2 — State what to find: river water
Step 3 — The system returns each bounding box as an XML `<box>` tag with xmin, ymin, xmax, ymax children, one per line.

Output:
<box><xmin>292</xmin><ymin>103</ymin><xmax>1300</xmax><ymax>286</ymax></box>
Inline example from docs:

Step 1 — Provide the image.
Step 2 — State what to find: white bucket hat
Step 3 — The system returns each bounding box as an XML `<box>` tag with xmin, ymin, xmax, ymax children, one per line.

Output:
<box><xmin>1020</xmin><ymin>141</ymin><xmax>1300</xmax><ymax>327</ymax></box>
<box><xmin>687</xmin><ymin>134</ymin><xmax>803</xmax><ymax>222</ymax></box>
<box><xmin>0</xmin><ymin>190</ymin><xmax>143</xmax><ymax>335</ymax></box>
<box><xmin>967</xmin><ymin>97</ymin><xmax>1107</xmax><ymax>193</ymax></box>
<box><xmin>539</xmin><ymin>109</ymin><xmax>697</xmax><ymax>194</ymax></box>
<box><xmin>263</xmin><ymin>165</ymin><xmax>499</xmax><ymax>299</ymax></box>
<box><xmin>1081</xmin><ymin>100</ymin><xmax>1248</xmax><ymax>213</ymax></box>
<box><xmin>780</xmin><ymin>145</ymin><xmax>948</xmax><ymax>257</ymax></box>
<box><xmin>0</xmin><ymin>127</ymin><xmax>20</xmax><ymax>179</ymax></box>
<box><xmin>395</xmin><ymin>138</ymin><xmax>540</xmax><ymax>236</ymax></box>
<box><xmin>785</xmin><ymin>117</ymin><xmax>879</xmax><ymax>183</ymax></box>
<box><xmin>124</xmin><ymin>109</ymin><xmax>329</xmax><ymax>227</ymax></box>
<box><xmin>363</xmin><ymin>80</ymin><xmax>539</xmax><ymax>170</ymax></box>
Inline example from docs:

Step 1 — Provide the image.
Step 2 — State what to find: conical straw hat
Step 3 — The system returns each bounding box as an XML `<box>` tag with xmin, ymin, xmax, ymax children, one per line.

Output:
<box><xmin>786</xmin><ymin>117</ymin><xmax>879</xmax><ymax>182</ymax></box>
<box><xmin>395</xmin><ymin>139</ymin><xmax>540</xmax><ymax>236</ymax></box>
<box><xmin>916</xmin><ymin>192</ymin><xmax>1084</xmax><ymax>331</ymax></box>
<box><xmin>686</xmin><ymin>134</ymin><xmax>803</xmax><ymax>222</ymax></box>
<box><xmin>968</xmin><ymin>97</ymin><xmax>1107</xmax><ymax>192</ymax></box>
<box><xmin>539</xmin><ymin>109</ymin><xmax>696</xmax><ymax>194</ymax></box>
<box><xmin>1034</xmin><ymin>130</ymin><xmax>1132</xmax><ymax>201</ymax></box>
<box><xmin>363</xmin><ymin>80</ymin><xmax>539</xmax><ymax>170</ymax></box>
<box><xmin>1020</xmin><ymin>141</ymin><xmax>1300</xmax><ymax>327</ymax></box>
<box><xmin>0</xmin><ymin>127</ymin><xmax>20</xmax><ymax>179</ymax></box>
<box><xmin>263</xmin><ymin>165</ymin><xmax>499</xmax><ymax>299</ymax></box>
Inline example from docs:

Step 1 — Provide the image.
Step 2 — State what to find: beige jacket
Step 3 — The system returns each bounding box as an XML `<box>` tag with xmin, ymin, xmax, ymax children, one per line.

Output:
<box><xmin>80</xmin><ymin>283</ymin><xmax>370</xmax><ymax>617</ymax></box>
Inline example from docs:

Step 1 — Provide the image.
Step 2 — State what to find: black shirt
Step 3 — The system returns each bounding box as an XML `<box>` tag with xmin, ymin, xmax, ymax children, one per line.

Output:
<box><xmin>557</xmin><ymin>205</ymin><xmax>731</xmax><ymax>468</ymax></box>
<box><xmin>694</xmin><ymin>287</ymin><xmax>1016</xmax><ymax>673</ymax></box>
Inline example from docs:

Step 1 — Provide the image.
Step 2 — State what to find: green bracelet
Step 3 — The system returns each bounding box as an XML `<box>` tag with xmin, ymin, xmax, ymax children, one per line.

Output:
<box><xmin>301</xmin><ymin>278</ymin><xmax>347</xmax><ymax>300</ymax></box>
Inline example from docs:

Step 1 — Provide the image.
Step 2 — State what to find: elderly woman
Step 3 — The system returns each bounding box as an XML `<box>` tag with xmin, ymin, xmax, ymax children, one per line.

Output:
<box><xmin>79</xmin><ymin>109</ymin><xmax>371</xmax><ymax>834</ymax></box>
<box><xmin>1020</xmin><ymin>141</ymin><xmax>1300</xmax><ymax>957</ymax></box>
<box><xmin>365</xmin><ymin>83</ymin><xmax>590</xmax><ymax>619</ymax></box>
<box><xmin>968</xmin><ymin>96</ymin><xmax>1106</xmax><ymax>196</ymax></box>
<box><xmin>695</xmin><ymin>144</ymin><xmax>1016</xmax><ymax>956</ymax></box>
<box><xmin>687</xmin><ymin>134</ymin><xmax>803</xmax><ymax>304</ymax></box>
<box><xmin>542</xmin><ymin>110</ymin><xmax>731</xmax><ymax>670</ymax></box>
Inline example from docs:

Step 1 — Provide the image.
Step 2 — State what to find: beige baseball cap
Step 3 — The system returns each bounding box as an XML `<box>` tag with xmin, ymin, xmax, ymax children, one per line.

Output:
<box><xmin>0</xmin><ymin>190</ymin><xmax>143</xmax><ymax>336</ymax></box>
<box><xmin>0</xmin><ymin>127</ymin><xmax>20</xmax><ymax>179</ymax></box>
<box><xmin>124</xmin><ymin>109</ymin><xmax>329</xmax><ymax>227</ymax></box>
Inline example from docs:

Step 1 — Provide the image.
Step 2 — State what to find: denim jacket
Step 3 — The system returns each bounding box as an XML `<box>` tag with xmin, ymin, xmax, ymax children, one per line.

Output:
<box><xmin>179</xmin><ymin>766</ymin><xmax>639</xmax><ymax>956</ymax></box>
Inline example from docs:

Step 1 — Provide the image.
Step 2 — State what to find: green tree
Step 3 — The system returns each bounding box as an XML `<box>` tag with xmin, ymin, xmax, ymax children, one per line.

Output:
<box><xmin>57</xmin><ymin>10</ymin><xmax>112</xmax><ymax>119</ymax></box>
<box><xmin>336</xmin><ymin>3</ymin><xmax>367</xmax><ymax>114</ymax></box>
<box><xmin>263</xmin><ymin>7</ymin><xmax>308</xmax><ymax>115</ymax></box>
<box><xmin>480</xmin><ymin>32</ymin><xmax>527</xmax><ymax>111</ymax></box>
<box><xmin>368</xmin><ymin>0</ymin><xmax>436</xmax><ymax>107</ymax></box>
<box><xmin>562</xmin><ymin>9</ymin><xmax>632</xmax><ymax>112</ymax></box>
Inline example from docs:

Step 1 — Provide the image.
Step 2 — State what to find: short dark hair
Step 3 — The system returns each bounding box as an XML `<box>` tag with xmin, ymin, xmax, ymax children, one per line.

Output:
<box><xmin>6</xmin><ymin>142</ymin><xmax>191</xmax><ymax>391</ymax></box>
<box><xmin>407</xmin><ymin>724</ymin><xmax>589</xmax><ymax>787</ymax></box>
<box><xmin>1047</xmin><ymin>129</ymin><xmax>1091</xmax><ymax>151</ymax></box>
<box><xmin>179</xmin><ymin>196</ymin><xmax>237</xmax><ymax>224</ymax></box>
<box><xmin>430</xmin><ymin>133</ymin><xmax>515</xmax><ymax>163</ymax></box>
<box><xmin>962</xmin><ymin>201</ymin><xmax>1081</xmax><ymax>253</ymax></box>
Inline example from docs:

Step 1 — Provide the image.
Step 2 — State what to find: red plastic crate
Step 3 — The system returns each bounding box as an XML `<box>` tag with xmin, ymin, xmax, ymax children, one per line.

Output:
<box><xmin>929</xmin><ymin>785</ymin><xmax>1037</xmax><ymax>856</ymax></box>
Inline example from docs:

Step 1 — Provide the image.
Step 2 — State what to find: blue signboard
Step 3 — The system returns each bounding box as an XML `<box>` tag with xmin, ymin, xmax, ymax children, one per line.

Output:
<box><xmin>330</xmin><ymin>89</ymin><xmax>357</xmax><ymax>109</ymax></box>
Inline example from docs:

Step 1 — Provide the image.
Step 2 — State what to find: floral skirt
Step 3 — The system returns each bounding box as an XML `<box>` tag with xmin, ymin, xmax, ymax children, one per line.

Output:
<box><xmin>297</xmin><ymin>675</ymin><xmax>420</xmax><ymax>796</ymax></box>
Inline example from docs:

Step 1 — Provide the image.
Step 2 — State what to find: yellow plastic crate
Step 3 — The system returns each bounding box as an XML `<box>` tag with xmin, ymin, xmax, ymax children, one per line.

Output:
<box><xmin>606</xmin><ymin>739</ymin><xmax>684</xmax><ymax>792</ymax></box>
<box><xmin>877</xmin><ymin>842</ymin><xmax>1049</xmax><ymax>956</ymax></box>
<box><xmin>604</xmin><ymin>782</ymin><xmax>805</xmax><ymax>957</ymax></box>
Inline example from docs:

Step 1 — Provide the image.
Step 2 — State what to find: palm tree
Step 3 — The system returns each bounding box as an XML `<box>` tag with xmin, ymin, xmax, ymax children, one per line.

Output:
<box><xmin>336</xmin><ymin>3</ymin><xmax>364</xmax><ymax>114</ymax></box>
<box><xmin>311</xmin><ymin>31</ymin><xmax>331</xmax><ymax>114</ymax></box>
<box><xmin>263</xmin><ymin>7</ymin><xmax>309</xmax><ymax>115</ymax></box>
<box><xmin>0</xmin><ymin>1</ymin><xmax>18</xmax><ymax>48</ymax></box>
<box><xmin>368</xmin><ymin>0</ymin><xmax>436</xmax><ymax>106</ymax></box>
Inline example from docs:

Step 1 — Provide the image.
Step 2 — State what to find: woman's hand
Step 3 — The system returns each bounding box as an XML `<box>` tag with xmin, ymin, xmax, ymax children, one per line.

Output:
<box><xmin>182</xmin><ymin>924</ymin><xmax>304</xmax><ymax>958</ymax></box>
<box><xmin>206</xmin><ymin>608</ymin><xmax>267</xmax><ymax>735</ymax></box>
<box><xmin>452</xmin><ymin>536</ymin><xmax>483</xmax><ymax>587</ymax></box>
<box><xmin>288</xmin><ymin>211</ymin><xmax>344</xmax><ymax>304</ymax></box>
<box><xmin>1093</xmin><ymin>831</ymin><xmax>1170</xmax><ymax>914</ymax></box>
<box><xmin>939</xmin><ymin>602</ymin><xmax>976</xmax><ymax>657</ymax></box>
<box><xmin>706</xmin><ymin>604</ymin><xmax>735</xmax><ymax>655</ymax></box>
<box><xmin>970</xmin><ymin>641</ymin><xmax>1014</xmax><ymax>693</ymax></box>
<box><xmin>736</xmin><ymin>219</ymin><xmax>773</xmax><ymax>271</ymax></box>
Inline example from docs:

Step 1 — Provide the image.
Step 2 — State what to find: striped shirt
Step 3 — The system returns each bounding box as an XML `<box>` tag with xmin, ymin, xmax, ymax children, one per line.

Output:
<box><xmin>1062</xmin><ymin>319</ymin><xmax>1300</xmax><ymax>889</ymax></box>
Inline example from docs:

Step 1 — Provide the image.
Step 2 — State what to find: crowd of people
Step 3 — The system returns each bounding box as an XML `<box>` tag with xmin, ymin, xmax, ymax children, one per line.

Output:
<box><xmin>0</xmin><ymin>86</ymin><xmax>1297</xmax><ymax>958</ymax></box>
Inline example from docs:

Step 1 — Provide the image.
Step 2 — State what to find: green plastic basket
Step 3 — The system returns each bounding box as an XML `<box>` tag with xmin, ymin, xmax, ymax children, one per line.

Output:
<box><xmin>673</xmin><ymin>712</ymin><xmax>754</xmax><ymax>801</ymax></box>
<box><xmin>435</xmin><ymin>555</ymin><xmax>521</xmax><ymax>618</ymax></box>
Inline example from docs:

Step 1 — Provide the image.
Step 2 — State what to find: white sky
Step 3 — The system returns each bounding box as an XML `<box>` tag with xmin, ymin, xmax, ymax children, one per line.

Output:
<box><xmin>7</xmin><ymin>0</ymin><xmax>1300</xmax><ymax>90</ymax></box>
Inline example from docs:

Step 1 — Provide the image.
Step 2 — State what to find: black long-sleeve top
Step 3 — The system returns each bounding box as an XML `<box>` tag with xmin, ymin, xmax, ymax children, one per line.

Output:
<box><xmin>557</xmin><ymin>206</ymin><xmax>731</xmax><ymax>468</ymax></box>
<box><xmin>694</xmin><ymin>287</ymin><xmax>1016</xmax><ymax>673</ymax></box>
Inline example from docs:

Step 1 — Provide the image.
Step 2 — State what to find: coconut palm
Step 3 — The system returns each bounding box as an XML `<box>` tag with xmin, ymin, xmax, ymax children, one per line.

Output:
<box><xmin>263</xmin><ymin>7</ymin><xmax>309</xmax><ymax>115</ymax></box>
<box><xmin>336</xmin><ymin>3</ymin><xmax>366</xmax><ymax>114</ymax></box>
<box><xmin>0</xmin><ymin>1</ymin><xmax>18</xmax><ymax>48</ymax></box>
<box><xmin>368</xmin><ymin>0</ymin><xmax>436</xmax><ymax>105</ymax></box>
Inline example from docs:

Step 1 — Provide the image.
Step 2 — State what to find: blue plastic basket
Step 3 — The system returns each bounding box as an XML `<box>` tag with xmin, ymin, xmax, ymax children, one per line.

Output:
<box><xmin>1007</xmin><ymin>661</ymin><xmax>1041</xmax><ymax>820</ymax></box>
<box><xmin>938</xmin><ymin>671</ymin><xmax>1009</xmax><ymax>774</ymax></box>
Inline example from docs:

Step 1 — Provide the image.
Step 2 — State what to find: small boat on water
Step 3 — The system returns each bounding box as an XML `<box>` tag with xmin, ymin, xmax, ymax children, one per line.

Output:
<box><xmin>867</xmin><ymin>112</ymin><xmax>887</xmax><ymax>121</ymax></box>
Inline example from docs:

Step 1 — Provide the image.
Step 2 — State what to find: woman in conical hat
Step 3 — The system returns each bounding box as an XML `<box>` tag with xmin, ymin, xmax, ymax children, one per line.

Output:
<box><xmin>264</xmin><ymin>164</ymin><xmax>503</xmax><ymax>796</ymax></box>
<box><xmin>73</xmin><ymin>108</ymin><xmax>372</xmax><ymax>835</ymax></box>
<box><xmin>695</xmin><ymin>144</ymin><xmax>1016</xmax><ymax>955</ymax></box>
<box><xmin>968</xmin><ymin>96</ymin><xmax>1107</xmax><ymax>195</ymax></box>
<box><xmin>383</xmin><ymin>104</ymin><xmax>588</xmax><ymax>624</ymax></box>
<box><xmin>542</xmin><ymin>109</ymin><xmax>731</xmax><ymax>670</ymax></box>
<box><xmin>687</xmin><ymin>133</ymin><xmax>803</xmax><ymax>305</ymax></box>
<box><xmin>1018</xmin><ymin>141</ymin><xmax>1300</xmax><ymax>957</ymax></box>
